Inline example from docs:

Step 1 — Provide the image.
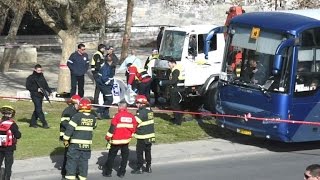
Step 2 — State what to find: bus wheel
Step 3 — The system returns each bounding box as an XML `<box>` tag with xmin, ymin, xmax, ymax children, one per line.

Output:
<box><xmin>204</xmin><ymin>81</ymin><xmax>218</xmax><ymax>113</ymax></box>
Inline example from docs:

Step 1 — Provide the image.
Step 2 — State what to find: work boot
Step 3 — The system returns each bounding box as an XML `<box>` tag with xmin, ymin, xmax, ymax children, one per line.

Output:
<box><xmin>145</xmin><ymin>165</ymin><xmax>152</xmax><ymax>173</ymax></box>
<box><xmin>131</xmin><ymin>168</ymin><xmax>143</xmax><ymax>174</ymax></box>
<box><xmin>117</xmin><ymin>170</ymin><xmax>126</xmax><ymax>178</ymax></box>
<box><xmin>43</xmin><ymin>124</ymin><xmax>50</xmax><ymax>129</ymax></box>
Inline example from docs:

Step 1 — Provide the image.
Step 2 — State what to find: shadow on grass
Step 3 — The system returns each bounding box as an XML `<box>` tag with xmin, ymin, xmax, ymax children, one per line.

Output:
<box><xmin>96</xmin><ymin>149</ymin><xmax>137</xmax><ymax>176</ymax></box>
<box><xmin>50</xmin><ymin>147</ymin><xmax>65</xmax><ymax>171</ymax></box>
<box><xmin>17</xmin><ymin>118</ymin><xmax>30</xmax><ymax>123</ymax></box>
<box><xmin>154</xmin><ymin>112</ymin><xmax>171</xmax><ymax>122</ymax></box>
<box><xmin>196</xmin><ymin>118</ymin><xmax>320</xmax><ymax>153</ymax></box>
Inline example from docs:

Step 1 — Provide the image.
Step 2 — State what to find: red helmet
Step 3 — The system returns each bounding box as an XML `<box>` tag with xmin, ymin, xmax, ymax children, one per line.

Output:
<box><xmin>79</xmin><ymin>98</ymin><xmax>92</xmax><ymax>112</ymax></box>
<box><xmin>70</xmin><ymin>95</ymin><xmax>81</xmax><ymax>104</ymax></box>
<box><xmin>135</xmin><ymin>95</ymin><xmax>149</xmax><ymax>104</ymax></box>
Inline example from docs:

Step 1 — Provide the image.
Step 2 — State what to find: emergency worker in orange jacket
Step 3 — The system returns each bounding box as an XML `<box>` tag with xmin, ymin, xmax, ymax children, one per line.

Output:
<box><xmin>103</xmin><ymin>100</ymin><xmax>137</xmax><ymax>178</ymax></box>
<box><xmin>0</xmin><ymin>106</ymin><xmax>21</xmax><ymax>180</ymax></box>
<box><xmin>127</xmin><ymin>63</ymin><xmax>152</xmax><ymax>101</ymax></box>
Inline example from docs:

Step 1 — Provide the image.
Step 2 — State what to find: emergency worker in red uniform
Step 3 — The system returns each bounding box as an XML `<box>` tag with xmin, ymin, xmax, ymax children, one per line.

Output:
<box><xmin>103</xmin><ymin>100</ymin><xmax>137</xmax><ymax>178</ymax></box>
<box><xmin>131</xmin><ymin>95</ymin><xmax>155</xmax><ymax>174</ymax></box>
<box><xmin>59</xmin><ymin>94</ymin><xmax>81</xmax><ymax>178</ymax></box>
<box><xmin>127</xmin><ymin>63</ymin><xmax>152</xmax><ymax>101</ymax></box>
<box><xmin>0</xmin><ymin>106</ymin><xmax>21</xmax><ymax>180</ymax></box>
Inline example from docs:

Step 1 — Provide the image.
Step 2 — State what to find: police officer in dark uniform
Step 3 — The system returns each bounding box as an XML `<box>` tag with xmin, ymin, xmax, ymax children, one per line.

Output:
<box><xmin>26</xmin><ymin>64</ymin><xmax>52</xmax><ymax>129</ymax></box>
<box><xmin>91</xmin><ymin>44</ymin><xmax>106</xmax><ymax>104</ymax></box>
<box><xmin>159</xmin><ymin>59</ymin><xmax>185</xmax><ymax>125</ymax></box>
<box><xmin>0</xmin><ymin>106</ymin><xmax>21</xmax><ymax>180</ymax></box>
<box><xmin>63</xmin><ymin>98</ymin><xmax>97</xmax><ymax>180</ymax></box>
<box><xmin>59</xmin><ymin>94</ymin><xmax>81</xmax><ymax>178</ymax></box>
<box><xmin>95</xmin><ymin>55</ymin><xmax>114</xmax><ymax>119</ymax></box>
<box><xmin>67</xmin><ymin>43</ymin><xmax>89</xmax><ymax>97</ymax></box>
<box><xmin>131</xmin><ymin>95</ymin><xmax>155</xmax><ymax>174</ymax></box>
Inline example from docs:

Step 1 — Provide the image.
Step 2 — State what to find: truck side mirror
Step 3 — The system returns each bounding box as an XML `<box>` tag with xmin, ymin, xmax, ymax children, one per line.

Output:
<box><xmin>272</xmin><ymin>38</ymin><xmax>298</xmax><ymax>75</ymax></box>
<box><xmin>205</xmin><ymin>26</ymin><xmax>224</xmax><ymax>59</ymax></box>
<box><xmin>273</xmin><ymin>55</ymin><xmax>282</xmax><ymax>75</ymax></box>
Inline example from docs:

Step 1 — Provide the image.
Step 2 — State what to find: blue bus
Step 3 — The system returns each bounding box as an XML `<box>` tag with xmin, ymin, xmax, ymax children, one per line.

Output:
<box><xmin>205</xmin><ymin>10</ymin><xmax>320</xmax><ymax>142</ymax></box>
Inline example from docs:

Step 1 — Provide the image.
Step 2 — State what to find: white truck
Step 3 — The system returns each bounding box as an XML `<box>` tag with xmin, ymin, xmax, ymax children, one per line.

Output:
<box><xmin>153</xmin><ymin>25</ymin><xmax>225</xmax><ymax>110</ymax></box>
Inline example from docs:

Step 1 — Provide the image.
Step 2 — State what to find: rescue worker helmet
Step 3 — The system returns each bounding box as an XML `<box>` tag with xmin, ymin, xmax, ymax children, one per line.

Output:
<box><xmin>70</xmin><ymin>94</ymin><xmax>81</xmax><ymax>104</ymax></box>
<box><xmin>79</xmin><ymin>98</ymin><xmax>92</xmax><ymax>112</ymax></box>
<box><xmin>135</xmin><ymin>95</ymin><xmax>149</xmax><ymax>105</ymax></box>
<box><xmin>0</xmin><ymin>105</ymin><xmax>15</xmax><ymax>117</ymax></box>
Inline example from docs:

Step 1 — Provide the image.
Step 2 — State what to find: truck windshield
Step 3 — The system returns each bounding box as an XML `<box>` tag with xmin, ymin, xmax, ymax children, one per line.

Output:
<box><xmin>159</xmin><ymin>30</ymin><xmax>186</xmax><ymax>61</ymax></box>
<box><xmin>221</xmin><ymin>26</ymin><xmax>291</xmax><ymax>93</ymax></box>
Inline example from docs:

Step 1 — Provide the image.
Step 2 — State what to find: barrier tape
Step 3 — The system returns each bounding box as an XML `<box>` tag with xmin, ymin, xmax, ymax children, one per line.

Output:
<box><xmin>1</xmin><ymin>95</ymin><xmax>320</xmax><ymax>127</ymax></box>
<box><xmin>59</xmin><ymin>64</ymin><xmax>68</xmax><ymax>69</ymax></box>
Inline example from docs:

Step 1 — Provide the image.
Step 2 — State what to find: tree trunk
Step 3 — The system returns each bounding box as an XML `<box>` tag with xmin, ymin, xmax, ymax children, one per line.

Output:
<box><xmin>0</xmin><ymin>2</ymin><xmax>26</xmax><ymax>72</ymax></box>
<box><xmin>98</xmin><ymin>0</ymin><xmax>107</xmax><ymax>44</ymax></box>
<box><xmin>120</xmin><ymin>0</ymin><xmax>134</xmax><ymax>63</ymax></box>
<box><xmin>57</xmin><ymin>31</ymin><xmax>79</xmax><ymax>94</ymax></box>
<box><xmin>0</xmin><ymin>6</ymin><xmax>7</xmax><ymax>35</ymax></box>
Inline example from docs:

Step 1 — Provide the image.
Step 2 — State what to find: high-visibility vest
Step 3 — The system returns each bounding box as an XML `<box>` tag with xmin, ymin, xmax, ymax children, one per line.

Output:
<box><xmin>170</xmin><ymin>64</ymin><xmax>185</xmax><ymax>87</ymax></box>
<box><xmin>91</xmin><ymin>51</ymin><xmax>104</xmax><ymax>72</ymax></box>
<box><xmin>134</xmin><ymin>107</ymin><xmax>155</xmax><ymax>140</ymax></box>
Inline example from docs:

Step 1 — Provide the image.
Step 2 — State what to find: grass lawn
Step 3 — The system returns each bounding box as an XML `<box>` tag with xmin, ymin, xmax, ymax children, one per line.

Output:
<box><xmin>0</xmin><ymin>99</ymin><xmax>235</xmax><ymax>160</ymax></box>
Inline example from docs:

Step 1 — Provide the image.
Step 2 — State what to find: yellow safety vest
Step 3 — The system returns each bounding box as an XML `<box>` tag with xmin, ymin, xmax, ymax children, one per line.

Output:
<box><xmin>91</xmin><ymin>51</ymin><xmax>104</xmax><ymax>66</ymax></box>
<box><xmin>170</xmin><ymin>64</ymin><xmax>185</xmax><ymax>86</ymax></box>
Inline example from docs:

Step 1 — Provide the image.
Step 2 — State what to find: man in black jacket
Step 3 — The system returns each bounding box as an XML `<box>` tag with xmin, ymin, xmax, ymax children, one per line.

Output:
<box><xmin>67</xmin><ymin>43</ymin><xmax>89</xmax><ymax>97</ymax></box>
<box><xmin>91</xmin><ymin>44</ymin><xmax>106</xmax><ymax>104</ymax></box>
<box><xmin>159</xmin><ymin>59</ymin><xmax>185</xmax><ymax>125</ymax></box>
<box><xmin>26</xmin><ymin>64</ymin><xmax>52</xmax><ymax>129</ymax></box>
<box><xmin>0</xmin><ymin>105</ymin><xmax>22</xmax><ymax>180</ymax></box>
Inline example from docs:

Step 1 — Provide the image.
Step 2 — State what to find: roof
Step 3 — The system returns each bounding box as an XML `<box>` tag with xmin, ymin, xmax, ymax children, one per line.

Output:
<box><xmin>231</xmin><ymin>10</ymin><xmax>320</xmax><ymax>35</ymax></box>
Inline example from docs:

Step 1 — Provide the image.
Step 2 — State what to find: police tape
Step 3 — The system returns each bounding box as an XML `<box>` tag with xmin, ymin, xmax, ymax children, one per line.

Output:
<box><xmin>90</xmin><ymin>103</ymin><xmax>320</xmax><ymax>127</ymax></box>
<box><xmin>1</xmin><ymin>95</ymin><xmax>320</xmax><ymax>127</ymax></box>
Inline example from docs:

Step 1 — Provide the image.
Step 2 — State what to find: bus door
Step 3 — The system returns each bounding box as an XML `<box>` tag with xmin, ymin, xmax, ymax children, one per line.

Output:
<box><xmin>291</xmin><ymin>27</ymin><xmax>320</xmax><ymax>141</ymax></box>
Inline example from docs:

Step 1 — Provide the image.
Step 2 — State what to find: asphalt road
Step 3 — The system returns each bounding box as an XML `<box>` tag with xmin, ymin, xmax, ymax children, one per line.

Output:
<box><xmin>40</xmin><ymin>146</ymin><xmax>320</xmax><ymax>180</ymax></box>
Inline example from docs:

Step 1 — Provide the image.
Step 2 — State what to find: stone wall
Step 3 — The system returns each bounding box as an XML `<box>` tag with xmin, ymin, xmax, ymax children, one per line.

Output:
<box><xmin>107</xmin><ymin>0</ymin><xmax>258</xmax><ymax>27</ymax></box>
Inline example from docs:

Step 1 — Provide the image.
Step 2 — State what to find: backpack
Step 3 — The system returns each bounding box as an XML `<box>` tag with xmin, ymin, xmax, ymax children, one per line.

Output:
<box><xmin>0</xmin><ymin>120</ymin><xmax>14</xmax><ymax>147</ymax></box>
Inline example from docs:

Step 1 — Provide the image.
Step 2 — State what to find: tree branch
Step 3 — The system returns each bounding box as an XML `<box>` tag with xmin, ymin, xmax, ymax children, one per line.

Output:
<box><xmin>34</xmin><ymin>1</ymin><xmax>65</xmax><ymax>38</ymax></box>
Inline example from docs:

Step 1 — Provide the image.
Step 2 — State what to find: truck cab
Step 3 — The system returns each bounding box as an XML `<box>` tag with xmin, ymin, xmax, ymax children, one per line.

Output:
<box><xmin>153</xmin><ymin>25</ymin><xmax>225</xmax><ymax>101</ymax></box>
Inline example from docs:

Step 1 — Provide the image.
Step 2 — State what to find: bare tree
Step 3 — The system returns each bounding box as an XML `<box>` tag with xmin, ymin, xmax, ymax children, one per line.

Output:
<box><xmin>0</xmin><ymin>3</ymin><xmax>8</xmax><ymax>35</ymax></box>
<box><xmin>0</xmin><ymin>0</ymin><xmax>27</xmax><ymax>72</ymax></box>
<box><xmin>32</xmin><ymin>0</ymin><xmax>107</xmax><ymax>93</ymax></box>
<box><xmin>290</xmin><ymin>0</ymin><xmax>320</xmax><ymax>9</ymax></box>
<box><xmin>120</xmin><ymin>0</ymin><xmax>134</xmax><ymax>63</ymax></box>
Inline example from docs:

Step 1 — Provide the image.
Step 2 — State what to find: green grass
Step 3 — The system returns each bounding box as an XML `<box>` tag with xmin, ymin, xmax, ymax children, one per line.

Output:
<box><xmin>0</xmin><ymin>99</ymin><xmax>235</xmax><ymax>160</ymax></box>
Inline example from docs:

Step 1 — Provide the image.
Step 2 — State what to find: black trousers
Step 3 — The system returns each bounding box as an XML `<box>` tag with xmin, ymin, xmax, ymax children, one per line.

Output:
<box><xmin>104</xmin><ymin>144</ymin><xmax>129</xmax><ymax>175</ymax></box>
<box><xmin>0</xmin><ymin>151</ymin><xmax>14</xmax><ymax>180</ymax></box>
<box><xmin>93</xmin><ymin>84</ymin><xmax>100</xmax><ymax>104</ymax></box>
<box><xmin>99</xmin><ymin>85</ymin><xmax>113</xmax><ymax>118</ymax></box>
<box><xmin>170</xmin><ymin>89</ymin><xmax>183</xmax><ymax>125</ymax></box>
<box><xmin>61</xmin><ymin>146</ymin><xmax>68</xmax><ymax>176</ymax></box>
<box><xmin>65</xmin><ymin>146</ymin><xmax>91</xmax><ymax>179</ymax></box>
<box><xmin>70</xmin><ymin>74</ymin><xmax>84</xmax><ymax>97</ymax></box>
<box><xmin>151</xmin><ymin>79</ymin><xmax>159</xmax><ymax>103</ymax></box>
<box><xmin>136</xmin><ymin>139</ymin><xmax>152</xmax><ymax>169</ymax></box>
<box><xmin>138</xmin><ymin>80</ymin><xmax>152</xmax><ymax>102</ymax></box>
<box><xmin>30</xmin><ymin>95</ymin><xmax>48</xmax><ymax>127</ymax></box>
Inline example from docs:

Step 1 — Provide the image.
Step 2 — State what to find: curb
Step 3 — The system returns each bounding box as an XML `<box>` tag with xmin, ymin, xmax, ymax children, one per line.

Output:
<box><xmin>12</xmin><ymin>138</ymin><xmax>268</xmax><ymax>179</ymax></box>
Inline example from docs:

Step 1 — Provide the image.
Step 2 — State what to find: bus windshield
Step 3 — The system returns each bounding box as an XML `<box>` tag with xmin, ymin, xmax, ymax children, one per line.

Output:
<box><xmin>221</xmin><ymin>26</ymin><xmax>291</xmax><ymax>93</ymax></box>
<box><xmin>159</xmin><ymin>30</ymin><xmax>186</xmax><ymax>61</ymax></box>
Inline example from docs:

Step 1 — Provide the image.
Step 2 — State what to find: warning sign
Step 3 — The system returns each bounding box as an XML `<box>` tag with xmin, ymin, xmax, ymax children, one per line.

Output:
<box><xmin>250</xmin><ymin>27</ymin><xmax>260</xmax><ymax>39</ymax></box>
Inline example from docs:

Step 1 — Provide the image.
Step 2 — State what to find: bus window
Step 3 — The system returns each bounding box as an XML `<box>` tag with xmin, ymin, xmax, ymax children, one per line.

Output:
<box><xmin>295</xmin><ymin>28</ymin><xmax>320</xmax><ymax>94</ymax></box>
